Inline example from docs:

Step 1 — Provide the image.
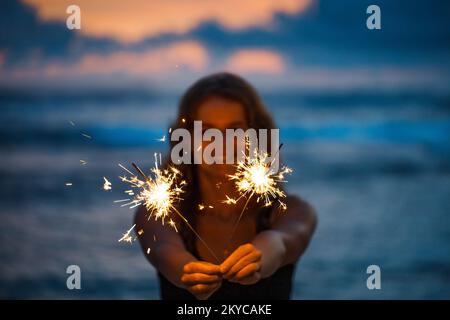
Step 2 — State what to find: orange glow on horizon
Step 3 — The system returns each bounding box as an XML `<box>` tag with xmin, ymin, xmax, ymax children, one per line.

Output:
<box><xmin>44</xmin><ymin>40</ymin><xmax>209</xmax><ymax>77</ymax></box>
<box><xmin>24</xmin><ymin>0</ymin><xmax>313</xmax><ymax>43</ymax></box>
<box><xmin>225</xmin><ymin>49</ymin><xmax>286</xmax><ymax>75</ymax></box>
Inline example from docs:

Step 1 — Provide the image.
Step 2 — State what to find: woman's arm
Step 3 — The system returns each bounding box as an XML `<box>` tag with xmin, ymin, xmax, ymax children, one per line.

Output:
<box><xmin>221</xmin><ymin>195</ymin><xmax>317</xmax><ymax>282</ymax></box>
<box><xmin>253</xmin><ymin>195</ymin><xmax>317</xmax><ymax>278</ymax></box>
<box><xmin>135</xmin><ymin>207</ymin><xmax>222</xmax><ymax>299</ymax></box>
<box><xmin>134</xmin><ymin>206</ymin><xmax>196</xmax><ymax>288</ymax></box>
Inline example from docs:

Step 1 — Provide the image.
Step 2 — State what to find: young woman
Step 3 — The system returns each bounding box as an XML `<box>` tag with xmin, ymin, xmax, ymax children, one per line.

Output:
<box><xmin>135</xmin><ymin>72</ymin><xmax>317</xmax><ymax>300</ymax></box>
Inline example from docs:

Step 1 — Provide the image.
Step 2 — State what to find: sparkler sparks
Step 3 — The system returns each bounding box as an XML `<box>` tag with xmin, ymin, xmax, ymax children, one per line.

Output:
<box><xmin>117</xmin><ymin>158</ymin><xmax>219</xmax><ymax>262</ymax></box>
<box><xmin>81</xmin><ymin>133</ymin><xmax>92</xmax><ymax>139</ymax></box>
<box><xmin>227</xmin><ymin>145</ymin><xmax>291</xmax><ymax>208</ymax></box>
<box><xmin>114</xmin><ymin>199</ymin><xmax>130</xmax><ymax>203</ymax></box>
<box><xmin>118</xmin><ymin>162</ymin><xmax>185</xmax><ymax>223</ymax></box>
<box><xmin>168</xmin><ymin>219</ymin><xmax>178</xmax><ymax>232</ymax></box>
<box><xmin>156</xmin><ymin>135</ymin><xmax>166</xmax><ymax>142</ymax></box>
<box><xmin>80</xmin><ymin>160</ymin><xmax>87</xmax><ymax>165</ymax></box>
<box><xmin>224</xmin><ymin>144</ymin><xmax>292</xmax><ymax>253</ymax></box>
<box><xmin>222</xmin><ymin>195</ymin><xmax>237</xmax><ymax>205</ymax></box>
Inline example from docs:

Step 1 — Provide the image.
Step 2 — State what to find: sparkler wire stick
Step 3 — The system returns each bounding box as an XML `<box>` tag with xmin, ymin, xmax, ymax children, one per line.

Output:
<box><xmin>225</xmin><ymin>191</ymin><xmax>254</xmax><ymax>255</ymax></box>
<box><xmin>171</xmin><ymin>206</ymin><xmax>220</xmax><ymax>263</ymax></box>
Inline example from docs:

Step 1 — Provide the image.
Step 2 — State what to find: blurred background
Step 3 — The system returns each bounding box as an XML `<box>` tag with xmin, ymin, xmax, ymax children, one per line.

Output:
<box><xmin>1</xmin><ymin>0</ymin><xmax>450</xmax><ymax>299</ymax></box>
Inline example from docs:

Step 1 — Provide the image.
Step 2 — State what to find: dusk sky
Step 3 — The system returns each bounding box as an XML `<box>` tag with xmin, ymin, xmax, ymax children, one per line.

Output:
<box><xmin>1</xmin><ymin>1</ymin><xmax>450</xmax><ymax>300</ymax></box>
<box><xmin>1</xmin><ymin>0</ymin><xmax>449</xmax><ymax>91</ymax></box>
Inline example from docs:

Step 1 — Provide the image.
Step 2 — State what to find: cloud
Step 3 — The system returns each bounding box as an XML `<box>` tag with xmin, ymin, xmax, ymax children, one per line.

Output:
<box><xmin>225</xmin><ymin>49</ymin><xmax>285</xmax><ymax>74</ymax></box>
<box><xmin>8</xmin><ymin>40</ymin><xmax>209</xmax><ymax>80</ymax></box>
<box><xmin>1</xmin><ymin>0</ymin><xmax>449</xmax><ymax>92</ymax></box>
<box><xmin>23</xmin><ymin>0</ymin><xmax>312</xmax><ymax>42</ymax></box>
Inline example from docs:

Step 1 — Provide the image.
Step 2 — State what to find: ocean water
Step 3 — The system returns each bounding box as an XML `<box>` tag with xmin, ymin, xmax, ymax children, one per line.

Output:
<box><xmin>0</xmin><ymin>89</ymin><xmax>449</xmax><ymax>299</ymax></box>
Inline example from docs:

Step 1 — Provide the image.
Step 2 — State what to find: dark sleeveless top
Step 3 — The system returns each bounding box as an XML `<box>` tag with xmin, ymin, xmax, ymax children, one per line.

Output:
<box><xmin>157</xmin><ymin>206</ymin><xmax>296</xmax><ymax>300</ymax></box>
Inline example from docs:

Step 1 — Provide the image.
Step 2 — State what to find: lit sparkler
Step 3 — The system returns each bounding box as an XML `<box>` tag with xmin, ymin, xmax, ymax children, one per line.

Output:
<box><xmin>117</xmin><ymin>158</ymin><xmax>219</xmax><ymax>262</ymax></box>
<box><xmin>225</xmin><ymin>143</ymin><xmax>292</xmax><ymax>250</ymax></box>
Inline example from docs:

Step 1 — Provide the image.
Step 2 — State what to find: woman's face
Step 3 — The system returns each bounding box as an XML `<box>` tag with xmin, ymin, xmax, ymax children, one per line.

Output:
<box><xmin>195</xmin><ymin>96</ymin><xmax>248</xmax><ymax>177</ymax></box>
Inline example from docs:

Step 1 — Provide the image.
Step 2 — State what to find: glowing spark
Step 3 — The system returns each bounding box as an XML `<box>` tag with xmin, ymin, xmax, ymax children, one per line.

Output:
<box><xmin>208</xmin><ymin>205</ymin><xmax>214</xmax><ymax>209</ymax></box>
<box><xmin>196</xmin><ymin>145</ymin><xmax>202</xmax><ymax>152</ymax></box>
<box><xmin>228</xmin><ymin>147</ymin><xmax>291</xmax><ymax>209</ymax></box>
<box><xmin>169</xmin><ymin>219</ymin><xmax>178</xmax><ymax>232</ymax></box>
<box><xmin>278</xmin><ymin>200</ymin><xmax>287</xmax><ymax>211</ymax></box>
<box><xmin>147</xmin><ymin>248</ymin><xmax>151</xmax><ymax>254</ymax></box>
<box><xmin>65</xmin><ymin>182</ymin><xmax>72</xmax><ymax>186</ymax></box>
<box><xmin>103</xmin><ymin>177</ymin><xmax>112</xmax><ymax>191</ymax></box>
<box><xmin>81</xmin><ymin>133</ymin><xmax>92</xmax><ymax>139</ymax></box>
<box><xmin>198</xmin><ymin>204</ymin><xmax>205</xmax><ymax>211</ymax></box>
<box><xmin>80</xmin><ymin>160</ymin><xmax>87</xmax><ymax>165</ymax></box>
<box><xmin>138</xmin><ymin>229</ymin><xmax>144</xmax><ymax>236</ymax></box>
<box><xmin>156</xmin><ymin>135</ymin><xmax>166</xmax><ymax>142</ymax></box>
<box><xmin>114</xmin><ymin>199</ymin><xmax>130</xmax><ymax>203</ymax></box>
<box><xmin>222</xmin><ymin>195</ymin><xmax>237</xmax><ymax>205</ymax></box>
<box><xmin>169</xmin><ymin>127</ymin><xmax>172</xmax><ymax>134</ymax></box>
<box><xmin>181</xmin><ymin>118</ymin><xmax>186</xmax><ymax>123</ymax></box>
<box><xmin>118</xmin><ymin>224</ymin><xmax>136</xmax><ymax>244</ymax></box>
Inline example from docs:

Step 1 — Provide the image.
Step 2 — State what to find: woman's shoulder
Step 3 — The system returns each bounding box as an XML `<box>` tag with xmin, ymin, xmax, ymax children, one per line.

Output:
<box><xmin>268</xmin><ymin>194</ymin><xmax>317</xmax><ymax>226</ymax></box>
<box><xmin>285</xmin><ymin>193</ymin><xmax>306</xmax><ymax>205</ymax></box>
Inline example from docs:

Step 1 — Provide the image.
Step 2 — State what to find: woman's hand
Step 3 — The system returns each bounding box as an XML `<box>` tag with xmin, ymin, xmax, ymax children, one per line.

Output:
<box><xmin>220</xmin><ymin>243</ymin><xmax>262</xmax><ymax>285</ymax></box>
<box><xmin>181</xmin><ymin>261</ymin><xmax>222</xmax><ymax>300</ymax></box>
